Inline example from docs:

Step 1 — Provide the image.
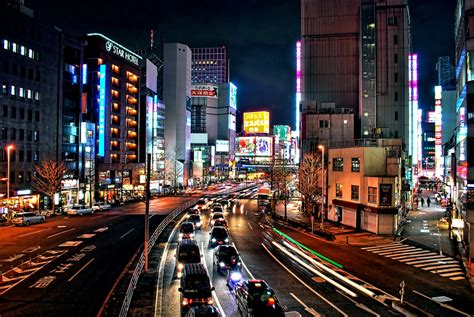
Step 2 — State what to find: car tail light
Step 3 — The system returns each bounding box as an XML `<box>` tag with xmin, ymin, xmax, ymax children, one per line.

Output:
<box><xmin>182</xmin><ymin>298</ymin><xmax>188</xmax><ymax>306</ymax></box>
<box><xmin>267</xmin><ymin>297</ymin><xmax>276</xmax><ymax>306</ymax></box>
<box><xmin>207</xmin><ymin>297</ymin><xmax>213</xmax><ymax>304</ymax></box>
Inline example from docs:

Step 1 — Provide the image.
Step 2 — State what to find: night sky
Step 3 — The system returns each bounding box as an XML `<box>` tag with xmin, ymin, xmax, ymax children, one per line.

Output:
<box><xmin>32</xmin><ymin>0</ymin><xmax>454</xmax><ymax>128</ymax></box>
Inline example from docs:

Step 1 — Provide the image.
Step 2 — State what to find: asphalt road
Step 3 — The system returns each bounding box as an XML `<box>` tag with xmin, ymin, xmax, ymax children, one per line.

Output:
<box><xmin>159</xmin><ymin>193</ymin><xmax>474</xmax><ymax>317</ymax></box>
<box><xmin>0</xmin><ymin>196</ymin><xmax>192</xmax><ymax>316</ymax></box>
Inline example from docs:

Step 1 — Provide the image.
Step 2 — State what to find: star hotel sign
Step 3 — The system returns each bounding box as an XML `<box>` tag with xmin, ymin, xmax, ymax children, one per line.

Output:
<box><xmin>105</xmin><ymin>41</ymin><xmax>139</xmax><ymax>66</ymax></box>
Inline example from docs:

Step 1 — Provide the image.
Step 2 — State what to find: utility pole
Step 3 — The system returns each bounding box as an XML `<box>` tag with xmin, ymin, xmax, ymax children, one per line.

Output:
<box><xmin>144</xmin><ymin>153</ymin><xmax>151</xmax><ymax>272</ymax></box>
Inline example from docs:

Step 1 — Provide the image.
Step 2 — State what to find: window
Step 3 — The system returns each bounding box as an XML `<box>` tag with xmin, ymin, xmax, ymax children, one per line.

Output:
<box><xmin>19</xmin><ymin>129</ymin><xmax>24</xmax><ymax>140</ymax></box>
<box><xmin>394</xmin><ymin>72</ymin><xmax>398</xmax><ymax>83</ymax></box>
<box><xmin>26</xmin><ymin>171</ymin><xmax>31</xmax><ymax>182</ymax></box>
<box><xmin>351</xmin><ymin>185</ymin><xmax>359</xmax><ymax>200</ymax></box>
<box><xmin>388</xmin><ymin>16</ymin><xmax>398</xmax><ymax>25</ymax></box>
<box><xmin>394</xmin><ymin>53</ymin><xmax>398</xmax><ymax>64</ymax></box>
<box><xmin>35</xmin><ymin>111</ymin><xmax>40</xmax><ymax>122</ymax></box>
<box><xmin>319</xmin><ymin>120</ymin><xmax>329</xmax><ymax>128</ymax></box>
<box><xmin>394</xmin><ymin>35</ymin><xmax>398</xmax><ymax>45</ymax></box>
<box><xmin>18</xmin><ymin>171</ymin><xmax>24</xmax><ymax>184</ymax></box>
<box><xmin>2</xmin><ymin>83</ymin><xmax>7</xmax><ymax>94</ymax></box>
<box><xmin>3</xmin><ymin>39</ymin><xmax>9</xmax><ymax>50</ymax></box>
<box><xmin>27</xmin><ymin>109</ymin><xmax>32</xmax><ymax>121</ymax></box>
<box><xmin>12</xmin><ymin>42</ymin><xmax>18</xmax><ymax>53</ymax></box>
<box><xmin>19</xmin><ymin>87</ymin><xmax>24</xmax><ymax>97</ymax></box>
<box><xmin>351</xmin><ymin>158</ymin><xmax>360</xmax><ymax>172</ymax></box>
<box><xmin>27</xmin><ymin>150</ymin><xmax>32</xmax><ymax>162</ymax></box>
<box><xmin>336</xmin><ymin>183</ymin><xmax>343</xmax><ymax>198</ymax></box>
<box><xmin>368</xmin><ymin>187</ymin><xmax>377</xmax><ymax>203</ymax></box>
<box><xmin>3</xmin><ymin>61</ymin><xmax>9</xmax><ymax>73</ymax></box>
<box><xmin>34</xmin><ymin>91</ymin><xmax>40</xmax><ymax>101</ymax></box>
<box><xmin>10</xmin><ymin>150</ymin><xmax>15</xmax><ymax>162</ymax></box>
<box><xmin>333</xmin><ymin>158</ymin><xmax>343</xmax><ymax>171</ymax></box>
<box><xmin>27</xmin><ymin>89</ymin><xmax>32</xmax><ymax>99</ymax></box>
<box><xmin>19</xmin><ymin>107</ymin><xmax>24</xmax><ymax>119</ymax></box>
<box><xmin>395</xmin><ymin>130</ymin><xmax>398</xmax><ymax>138</ymax></box>
<box><xmin>10</xmin><ymin>85</ymin><xmax>16</xmax><ymax>96</ymax></box>
<box><xmin>34</xmin><ymin>130</ymin><xmax>39</xmax><ymax>142</ymax></box>
<box><xmin>2</xmin><ymin>105</ymin><xmax>7</xmax><ymax>117</ymax></box>
<box><xmin>20</xmin><ymin>46</ymin><xmax>25</xmax><ymax>56</ymax></box>
<box><xmin>36</xmin><ymin>70</ymin><xmax>41</xmax><ymax>82</ymax></box>
<box><xmin>10</xmin><ymin>172</ymin><xmax>15</xmax><ymax>184</ymax></box>
<box><xmin>11</xmin><ymin>106</ymin><xmax>16</xmax><ymax>118</ymax></box>
<box><xmin>1</xmin><ymin>127</ymin><xmax>7</xmax><ymax>139</ymax></box>
<box><xmin>12</xmin><ymin>64</ymin><xmax>17</xmax><ymax>75</ymax></box>
<box><xmin>33</xmin><ymin>151</ymin><xmax>39</xmax><ymax>161</ymax></box>
<box><xmin>19</xmin><ymin>150</ymin><xmax>24</xmax><ymax>162</ymax></box>
<box><xmin>11</xmin><ymin>128</ymin><xmax>16</xmax><ymax>140</ymax></box>
<box><xmin>27</xmin><ymin>130</ymin><xmax>32</xmax><ymax>141</ymax></box>
<box><xmin>394</xmin><ymin>91</ymin><xmax>398</xmax><ymax>102</ymax></box>
<box><xmin>395</xmin><ymin>111</ymin><xmax>398</xmax><ymax>121</ymax></box>
<box><xmin>28</xmin><ymin>48</ymin><xmax>34</xmax><ymax>59</ymax></box>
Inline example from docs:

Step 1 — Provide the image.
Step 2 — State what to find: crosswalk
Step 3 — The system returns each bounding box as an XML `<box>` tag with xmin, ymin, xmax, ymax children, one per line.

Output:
<box><xmin>361</xmin><ymin>242</ymin><xmax>465</xmax><ymax>281</ymax></box>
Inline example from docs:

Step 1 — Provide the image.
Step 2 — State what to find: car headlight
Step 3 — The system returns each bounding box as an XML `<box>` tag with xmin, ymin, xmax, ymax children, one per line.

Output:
<box><xmin>211</xmin><ymin>238</ymin><xmax>216</xmax><ymax>243</ymax></box>
<box><xmin>181</xmin><ymin>298</ymin><xmax>188</xmax><ymax>306</ymax></box>
<box><xmin>207</xmin><ymin>297</ymin><xmax>213</xmax><ymax>305</ymax></box>
<box><xmin>211</xmin><ymin>220</ymin><xmax>215</xmax><ymax>225</ymax></box>
<box><xmin>177</xmin><ymin>272</ymin><xmax>183</xmax><ymax>278</ymax></box>
<box><xmin>178</xmin><ymin>233</ymin><xmax>183</xmax><ymax>238</ymax></box>
<box><xmin>237</xmin><ymin>261</ymin><xmax>242</xmax><ymax>266</ymax></box>
<box><xmin>230</xmin><ymin>272</ymin><xmax>242</xmax><ymax>281</ymax></box>
<box><xmin>177</xmin><ymin>263</ymin><xmax>184</xmax><ymax>271</ymax></box>
<box><xmin>197</xmin><ymin>222</ymin><xmax>202</xmax><ymax>227</ymax></box>
<box><xmin>224</xmin><ymin>238</ymin><xmax>229</xmax><ymax>243</ymax></box>
<box><xmin>190</xmin><ymin>233</ymin><xmax>194</xmax><ymax>238</ymax></box>
<box><xmin>219</xmin><ymin>262</ymin><xmax>226</xmax><ymax>267</ymax></box>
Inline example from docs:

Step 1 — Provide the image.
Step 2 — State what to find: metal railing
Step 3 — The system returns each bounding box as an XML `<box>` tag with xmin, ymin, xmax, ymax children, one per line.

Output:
<box><xmin>119</xmin><ymin>199</ymin><xmax>197</xmax><ymax>317</ymax></box>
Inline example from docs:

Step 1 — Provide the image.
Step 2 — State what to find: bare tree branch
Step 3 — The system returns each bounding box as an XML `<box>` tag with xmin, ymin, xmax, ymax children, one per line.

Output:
<box><xmin>297</xmin><ymin>152</ymin><xmax>322</xmax><ymax>216</ymax></box>
<box><xmin>32</xmin><ymin>160</ymin><xmax>68</xmax><ymax>210</ymax></box>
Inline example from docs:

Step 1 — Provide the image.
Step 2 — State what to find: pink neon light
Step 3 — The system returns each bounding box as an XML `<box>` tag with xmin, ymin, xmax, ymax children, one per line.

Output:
<box><xmin>296</xmin><ymin>41</ymin><xmax>301</xmax><ymax>93</ymax></box>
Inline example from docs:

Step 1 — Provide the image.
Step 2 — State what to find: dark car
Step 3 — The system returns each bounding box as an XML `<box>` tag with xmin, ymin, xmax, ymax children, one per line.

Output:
<box><xmin>176</xmin><ymin>239</ymin><xmax>201</xmax><ymax>278</ymax></box>
<box><xmin>234</xmin><ymin>280</ymin><xmax>285</xmax><ymax>317</ymax></box>
<box><xmin>184</xmin><ymin>305</ymin><xmax>221</xmax><ymax>317</ymax></box>
<box><xmin>210</xmin><ymin>212</ymin><xmax>224</xmax><ymax>226</ymax></box>
<box><xmin>196</xmin><ymin>199</ymin><xmax>208</xmax><ymax>211</ymax></box>
<box><xmin>179</xmin><ymin>263</ymin><xmax>214</xmax><ymax>315</ymax></box>
<box><xmin>179</xmin><ymin>222</ymin><xmax>196</xmax><ymax>241</ymax></box>
<box><xmin>220</xmin><ymin>200</ymin><xmax>231</xmax><ymax>209</ymax></box>
<box><xmin>213</xmin><ymin>245</ymin><xmax>241</xmax><ymax>274</ymax></box>
<box><xmin>188</xmin><ymin>214</ymin><xmax>202</xmax><ymax>230</ymax></box>
<box><xmin>209</xmin><ymin>226</ymin><xmax>229</xmax><ymax>247</ymax></box>
<box><xmin>212</xmin><ymin>218</ymin><xmax>228</xmax><ymax>228</ymax></box>
<box><xmin>189</xmin><ymin>208</ymin><xmax>201</xmax><ymax>216</ymax></box>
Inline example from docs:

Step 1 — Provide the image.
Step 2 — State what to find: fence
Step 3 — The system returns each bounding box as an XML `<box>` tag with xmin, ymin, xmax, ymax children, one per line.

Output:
<box><xmin>119</xmin><ymin>199</ymin><xmax>197</xmax><ymax>317</ymax></box>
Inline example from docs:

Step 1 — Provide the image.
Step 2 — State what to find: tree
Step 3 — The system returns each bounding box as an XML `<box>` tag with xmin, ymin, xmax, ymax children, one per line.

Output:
<box><xmin>297</xmin><ymin>152</ymin><xmax>322</xmax><ymax>218</ymax></box>
<box><xmin>272</xmin><ymin>158</ymin><xmax>293</xmax><ymax>220</ymax></box>
<box><xmin>164</xmin><ymin>148</ymin><xmax>183</xmax><ymax>192</ymax></box>
<box><xmin>32</xmin><ymin>160</ymin><xmax>68</xmax><ymax>211</ymax></box>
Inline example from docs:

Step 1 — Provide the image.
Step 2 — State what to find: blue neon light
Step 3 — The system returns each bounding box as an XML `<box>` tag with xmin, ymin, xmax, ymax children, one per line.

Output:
<box><xmin>456</xmin><ymin>49</ymin><xmax>465</xmax><ymax>80</ymax></box>
<box><xmin>456</xmin><ymin>85</ymin><xmax>466</xmax><ymax>111</ymax></box>
<box><xmin>98</xmin><ymin>64</ymin><xmax>106</xmax><ymax>157</ymax></box>
<box><xmin>82</xmin><ymin>64</ymin><xmax>88</xmax><ymax>84</ymax></box>
<box><xmin>229</xmin><ymin>82</ymin><xmax>237</xmax><ymax>110</ymax></box>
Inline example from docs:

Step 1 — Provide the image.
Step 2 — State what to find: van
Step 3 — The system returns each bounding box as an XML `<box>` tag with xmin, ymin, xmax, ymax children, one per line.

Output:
<box><xmin>179</xmin><ymin>263</ymin><xmax>214</xmax><ymax>315</ymax></box>
<box><xmin>176</xmin><ymin>239</ymin><xmax>201</xmax><ymax>278</ymax></box>
<box><xmin>12</xmin><ymin>212</ymin><xmax>45</xmax><ymax>226</ymax></box>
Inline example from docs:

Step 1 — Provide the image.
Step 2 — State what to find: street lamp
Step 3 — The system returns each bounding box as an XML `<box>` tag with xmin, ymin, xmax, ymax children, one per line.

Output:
<box><xmin>318</xmin><ymin>144</ymin><xmax>325</xmax><ymax>230</ymax></box>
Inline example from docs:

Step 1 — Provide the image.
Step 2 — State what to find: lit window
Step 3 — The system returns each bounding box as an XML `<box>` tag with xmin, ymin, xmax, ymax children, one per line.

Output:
<box><xmin>10</xmin><ymin>85</ymin><xmax>16</xmax><ymax>96</ymax></box>
<box><xmin>27</xmin><ymin>89</ymin><xmax>32</xmax><ymax>99</ymax></box>
<box><xmin>34</xmin><ymin>91</ymin><xmax>40</xmax><ymax>101</ymax></box>
<box><xmin>351</xmin><ymin>158</ymin><xmax>360</xmax><ymax>172</ymax></box>
<box><xmin>28</xmin><ymin>48</ymin><xmax>34</xmax><ymax>59</ymax></box>
<box><xmin>336</xmin><ymin>183</ymin><xmax>343</xmax><ymax>198</ymax></box>
<box><xmin>368</xmin><ymin>187</ymin><xmax>377</xmax><ymax>204</ymax></box>
<box><xmin>19</xmin><ymin>87</ymin><xmax>24</xmax><ymax>97</ymax></box>
<box><xmin>333</xmin><ymin>158</ymin><xmax>343</xmax><ymax>171</ymax></box>
<box><xmin>351</xmin><ymin>185</ymin><xmax>359</xmax><ymax>200</ymax></box>
<box><xmin>2</xmin><ymin>84</ymin><xmax>7</xmax><ymax>94</ymax></box>
<box><xmin>3</xmin><ymin>39</ymin><xmax>9</xmax><ymax>50</ymax></box>
<box><xmin>12</xmin><ymin>43</ymin><xmax>17</xmax><ymax>53</ymax></box>
<box><xmin>20</xmin><ymin>46</ymin><xmax>25</xmax><ymax>56</ymax></box>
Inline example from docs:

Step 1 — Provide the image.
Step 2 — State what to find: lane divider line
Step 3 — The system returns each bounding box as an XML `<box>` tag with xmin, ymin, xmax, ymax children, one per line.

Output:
<box><xmin>68</xmin><ymin>258</ymin><xmax>95</xmax><ymax>282</ymax></box>
<box><xmin>232</xmin><ymin>242</ymin><xmax>255</xmax><ymax>280</ymax></box>
<box><xmin>120</xmin><ymin>228</ymin><xmax>135</xmax><ymax>239</ymax></box>
<box><xmin>290</xmin><ymin>292</ymin><xmax>320</xmax><ymax>317</ymax></box>
<box><xmin>46</xmin><ymin>228</ymin><xmax>76</xmax><ymax>239</ymax></box>
<box><xmin>18</xmin><ymin>228</ymin><xmax>53</xmax><ymax>238</ymax></box>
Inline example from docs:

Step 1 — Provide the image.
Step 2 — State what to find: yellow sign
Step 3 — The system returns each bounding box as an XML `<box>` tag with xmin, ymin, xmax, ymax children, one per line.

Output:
<box><xmin>243</xmin><ymin>111</ymin><xmax>270</xmax><ymax>134</ymax></box>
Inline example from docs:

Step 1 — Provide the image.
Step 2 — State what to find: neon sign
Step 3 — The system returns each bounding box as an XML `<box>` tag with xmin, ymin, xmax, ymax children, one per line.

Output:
<box><xmin>98</xmin><ymin>64</ymin><xmax>106</xmax><ymax>157</ymax></box>
<box><xmin>295</xmin><ymin>40</ymin><xmax>302</xmax><ymax>163</ymax></box>
<box><xmin>229</xmin><ymin>82</ymin><xmax>237</xmax><ymax>110</ymax></box>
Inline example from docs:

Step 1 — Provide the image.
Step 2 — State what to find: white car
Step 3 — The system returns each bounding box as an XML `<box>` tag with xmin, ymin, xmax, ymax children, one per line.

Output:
<box><xmin>67</xmin><ymin>206</ymin><xmax>94</xmax><ymax>216</ymax></box>
<box><xmin>92</xmin><ymin>202</ymin><xmax>111</xmax><ymax>211</ymax></box>
<box><xmin>12</xmin><ymin>212</ymin><xmax>45</xmax><ymax>226</ymax></box>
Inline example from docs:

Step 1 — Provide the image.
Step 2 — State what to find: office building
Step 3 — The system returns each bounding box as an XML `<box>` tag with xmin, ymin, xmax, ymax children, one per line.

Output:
<box><xmin>191</xmin><ymin>47</ymin><xmax>227</xmax><ymax>84</ymax></box>
<box><xmin>83</xmin><ymin>33</ymin><xmax>143</xmax><ymax>201</ymax></box>
<box><xmin>300</xmin><ymin>0</ymin><xmax>411</xmax><ymax>146</ymax></box>
<box><xmin>163</xmin><ymin>43</ymin><xmax>192</xmax><ymax>187</ymax></box>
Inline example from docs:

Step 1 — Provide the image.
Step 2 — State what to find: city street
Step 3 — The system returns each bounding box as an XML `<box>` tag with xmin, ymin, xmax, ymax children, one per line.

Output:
<box><xmin>157</xmin><ymin>194</ymin><xmax>474</xmax><ymax>316</ymax></box>
<box><xmin>0</xmin><ymin>196</ymin><xmax>193</xmax><ymax>316</ymax></box>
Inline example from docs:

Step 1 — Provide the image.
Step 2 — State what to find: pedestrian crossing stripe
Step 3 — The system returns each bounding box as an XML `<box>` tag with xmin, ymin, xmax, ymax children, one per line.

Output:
<box><xmin>362</xmin><ymin>242</ymin><xmax>465</xmax><ymax>281</ymax></box>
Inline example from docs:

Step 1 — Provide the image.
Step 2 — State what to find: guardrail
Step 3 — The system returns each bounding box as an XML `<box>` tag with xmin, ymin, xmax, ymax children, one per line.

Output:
<box><xmin>119</xmin><ymin>199</ymin><xmax>197</xmax><ymax>317</ymax></box>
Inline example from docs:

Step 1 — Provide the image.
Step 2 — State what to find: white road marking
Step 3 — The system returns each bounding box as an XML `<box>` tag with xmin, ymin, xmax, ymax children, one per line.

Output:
<box><xmin>386</xmin><ymin>250</ymin><xmax>430</xmax><ymax>258</ymax></box>
<box><xmin>450</xmin><ymin>276</ymin><xmax>465</xmax><ymax>281</ymax></box>
<box><xmin>440</xmin><ymin>271</ymin><xmax>464</xmax><ymax>277</ymax></box>
<box><xmin>335</xmin><ymin>289</ymin><xmax>381</xmax><ymax>316</ymax></box>
<box><xmin>290</xmin><ymin>292</ymin><xmax>320</xmax><ymax>316</ymax></box>
<box><xmin>68</xmin><ymin>258</ymin><xmax>95</xmax><ymax>282</ymax></box>
<box><xmin>120</xmin><ymin>228</ymin><xmax>135</xmax><ymax>239</ymax></box>
<box><xmin>59</xmin><ymin>241</ymin><xmax>83</xmax><ymax>247</ymax></box>
<box><xmin>261</xmin><ymin>243</ymin><xmax>349</xmax><ymax>317</ymax></box>
<box><xmin>201</xmin><ymin>241</ymin><xmax>226</xmax><ymax>317</ymax></box>
<box><xmin>77</xmin><ymin>234</ymin><xmax>96</xmax><ymax>239</ymax></box>
<box><xmin>362</xmin><ymin>243</ymin><xmax>400</xmax><ymax>250</ymax></box>
<box><xmin>396</xmin><ymin>253</ymin><xmax>440</xmax><ymax>262</ymax></box>
<box><xmin>412</xmin><ymin>290</ymin><xmax>470</xmax><ymax>316</ymax></box>
<box><xmin>94</xmin><ymin>227</ymin><xmax>108</xmax><ymax>233</ymax></box>
<box><xmin>414</xmin><ymin>260</ymin><xmax>457</xmax><ymax>268</ymax></box>
<box><xmin>373</xmin><ymin>246</ymin><xmax>415</xmax><ymax>254</ymax></box>
<box><xmin>406</xmin><ymin>256</ymin><xmax>447</xmax><ymax>264</ymax></box>
<box><xmin>22</xmin><ymin>246</ymin><xmax>41</xmax><ymax>253</ymax></box>
<box><xmin>430</xmin><ymin>267</ymin><xmax>462</xmax><ymax>274</ymax></box>
<box><xmin>422</xmin><ymin>264</ymin><xmax>460</xmax><ymax>271</ymax></box>
<box><xmin>232</xmin><ymin>242</ymin><xmax>254</xmax><ymax>279</ymax></box>
<box><xmin>18</xmin><ymin>227</ymin><xmax>53</xmax><ymax>238</ymax></box>
<box><xmin>46</xmin><ymin>228</ymin><xmax>76</xmax><ymax>239</ymax></box>
<box><xmin>247</xmin><ymin>222</ymin><xmax>253</xmax><ymax>230</ymax></box>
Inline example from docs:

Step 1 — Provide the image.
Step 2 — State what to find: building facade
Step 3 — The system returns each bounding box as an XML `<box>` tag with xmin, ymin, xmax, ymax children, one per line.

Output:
<box><xmin>83</xmin><ymin>33</ymin><xmax>143</xmax><ymax>202</ymax></box>
<box><xmin>300</xmin><ymin>0</ymin><xmax>411</xmax><ymax>147</ymax></box>
<box><xmin>327</xmin><ymin>139</ymin><xmax>403</xmax><ymax>234</ymax></box>
<box><xmin>191</xmin><ymin>46</ymin><xmax>227</xmax><ymax>85</ymax></box>
<box><xmin>163</xmin><ymin>43</ymin><xmax>192</xmax><ymax>187</ymax></box>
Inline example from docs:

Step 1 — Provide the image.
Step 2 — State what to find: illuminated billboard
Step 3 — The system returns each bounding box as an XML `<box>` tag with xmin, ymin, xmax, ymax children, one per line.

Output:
<box><xmin>274</xmin><ymin>125</ymin><xmax>291</xmax><ymax>141</ymax></box>
<box><xmin>229</xmin><ymin>82</ymin><xmax>237</xmax><ymax>109</ymax></box>
<box><xmin>191</xmin><ymin>84</ymin><xmax>218</xmax><ymax>98</ymax></box>
<box><xmin>98</xmin><ymin>64</ymin><xmax>106</xmax><ymax>157</ymax></box>
<box><xmin>216</xmin><ymin>140</ymin><xmax>229</xmax><ymax>153</ymax></box>
<box><xmin>255</xmin><ymin>137</ymin><xmax>272</xmax><ymax>156</ymax></box>
<box><xmin>236</xmin><ymin>137</ymin><xmax>256</xmax><ymax>156</ymax></box>
<box><xmin>243</xmin><ymin>111</ymin><xmax>270</xmax><ymax>134</ymax></box>
<box><xmin>434</xmin><ymin>85</ymin><xmax>442</xmax><ymax>177</ymax></box>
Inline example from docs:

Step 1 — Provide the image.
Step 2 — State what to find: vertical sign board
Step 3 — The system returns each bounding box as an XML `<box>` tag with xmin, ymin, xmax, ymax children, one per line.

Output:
<box><xmin>434</xmin><ymin>85</ymin><xmax>442</xmax><ymax>177</ymax></box>
<box><xmin>379</xmin><ymin>184</ymin><xmax>393</xmax><ymax>207</ymax></box>
<box><xmin>295</xmin><ymin>40</ymin><xmax>302</xmax><ymax>163</ymax></box>
<box><xmin>98</xmin><ymin>64</ymin><xmax>106</xmax><ymax>157</ymax></box>
<box><xmin>229</xmin><ymin>82</ymin><xmax>237</xmax><ymax>110</ymax></box>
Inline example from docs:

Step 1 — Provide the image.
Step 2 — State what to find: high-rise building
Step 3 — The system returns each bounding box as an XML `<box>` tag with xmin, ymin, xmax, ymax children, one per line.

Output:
<box><xmin>191</xmin><ymin>47</ymin><xmax>227</xmax><ymax>84</ymax></box>
<box><xmin>83</xmin><ymin>33</ymin><xmax>143</xmax><ymax>202</ymax></box>
<box><xmin>163</xmin><ymin>43</ymin><xmax>192</xmax><ymax>187</ymax></box>
<box><xmin>436</xmin><ymin>56</ymin><xmax>456</xmax><ymax>90</ymax></box>
<box><xmin>454</xmin><ymin>0</ymin><xmax>474</xmax><ymax>263</ymax></box>
<box><xmin>300</xmin><ymin>0</ymin><xmax>411</xmax><ymax>145</ymax></box>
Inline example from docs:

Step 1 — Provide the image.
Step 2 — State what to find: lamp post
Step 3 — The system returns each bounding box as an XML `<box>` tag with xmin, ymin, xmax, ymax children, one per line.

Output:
<box><xmin>6</xmin><ymin>145</ymin><xmax>13</xmax><ymax>200</ymax></box>
<box><xmin>318</xmin><ymin>144</ymin><xmax>325</xmax><ymax>230</ymax></box>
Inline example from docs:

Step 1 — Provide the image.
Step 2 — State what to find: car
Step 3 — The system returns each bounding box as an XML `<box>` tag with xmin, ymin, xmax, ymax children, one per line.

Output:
<box><xmin>210</xmin><ymin>212</ymin><xmax>224</xmax><ymax>226</ymax></box>
<box><xmin>176</xmin><ymin>239</ymin><xmax>201</xmax><ymax>278</ymax></box>
<box><xmin>211</xmin><ymin>202</ymin><xmax>223</xmax><ymax>210</ymax></box>
<box><xmin>211</xmin><ymin>206</ymin><xmax>223</xmax><ymax>215</ymax></box>
<box><xmin>179</xmin><ymin>263</ymin><xmax>214</xmax><ymax>315</ymax></box>
<box><xmin>212</xmin><ymin>218</ymin><xmax>228</xmax><ymax>228</ymax></box>
<box><xmin>188</xmin><ymin>208</ymin><xmax>201</xmax><ymax>216</ymax></box>
<box><xmin>67</xmin><ymin>205</ymin><xmax>94</xmax><ymax>216</ymax></box>
<box><xmin>184</xmin><ymin>305</ymin><xmax>221</xmax><ymax>317</ymax></box>
<box><xmin>179</xmin><ymin>222</ymin><xmax>196</xmax><ymax>241</ymax></box>
<box><xmin>12</xmin><ymin>212</ymin><xmax>45</xmax><ymax>226</ymax></box>
<box><xmin>220</xmin><ymin>200</ymin><xmax>231</xmax><ymax>209</ymax></box>
<box><xmin>234</xmin><ymin>280</ymin><xmax>285</xmax><ymax>317</ymax></box>
<box><xmin>213</xmin><ymin>245</ymin><xmax>241</xmax><ymax>274</ymax></box>
<box><xmin>209</xmin><ymin>226</ymin><xmax>230</xmax><ymax>247</ymax></box>
<box><xmin>196</xmin><ymin>199</ymin><xmax>208</xmax><ymax>211</ymax></box>
<box><xmin>187</xmin><ymin>214</ymin><xmax>203</xmax><ymax>230</ymax></box>
<box><xmin>92</xmin><ymin>201</ymin><xmax>111</xmax><ymax>211</ymax></box>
